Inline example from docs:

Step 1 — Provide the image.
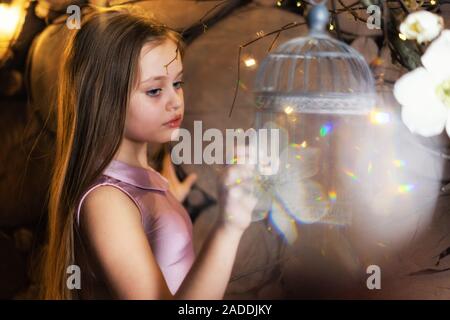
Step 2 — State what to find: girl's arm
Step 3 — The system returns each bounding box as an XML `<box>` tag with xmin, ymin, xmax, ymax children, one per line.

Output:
<box><xmin>80</xmin><ymin>168</ymin><xmax>255</xmax><ymax>300</ymax></box>
<box><xmin>175</xmin><ymin>222</ymin><xmax>243</xmax><ymax>300</ymax></box>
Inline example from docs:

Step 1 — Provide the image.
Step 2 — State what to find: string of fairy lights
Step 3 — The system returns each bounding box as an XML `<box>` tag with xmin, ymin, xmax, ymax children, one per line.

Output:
<box><xmin>275</xmin><ymin>0</ymin><xmax>442</xmax><ymax>40</ymax></box>
<box><xmin>228</xmin><ymin>0</ymin><xmax>445</xmax><ymax>117</ymax></box>
<box><xmin>20</xmin><ymin>0</ymin><xmax>443</xmax><ymax>93</ymax></box>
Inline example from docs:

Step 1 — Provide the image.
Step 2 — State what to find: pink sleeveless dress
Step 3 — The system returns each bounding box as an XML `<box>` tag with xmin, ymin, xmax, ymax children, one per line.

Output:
<box><xmin>75</xmin><ymin>159</ymin><xmax>195</xmax><ymax>298</ymax></box>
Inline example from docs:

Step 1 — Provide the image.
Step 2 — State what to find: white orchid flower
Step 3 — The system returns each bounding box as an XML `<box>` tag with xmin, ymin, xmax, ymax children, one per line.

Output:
<box><xmin>399</xmin><ymin>11</ymin><xmax>443</xmax><ymax>44</ymax></box>
<box><xmin>394</xmin><ymin>30</ymin><xmax>450</xmax><ymax>137</ymax></box>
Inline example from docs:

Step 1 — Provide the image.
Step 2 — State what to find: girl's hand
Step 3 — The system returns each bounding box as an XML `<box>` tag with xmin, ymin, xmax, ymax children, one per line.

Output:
<box><xmin>161</xmin><ymin>152</ymin><xmax>197</xmax><ymax>202</ymax></box>
<box><xmin>217</xmin><ymin>161</ymin><xmax>258</xmax><ymax>234</ymax></box>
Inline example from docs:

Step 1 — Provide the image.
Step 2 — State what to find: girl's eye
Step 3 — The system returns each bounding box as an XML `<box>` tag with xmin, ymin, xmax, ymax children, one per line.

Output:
<box><xmin>146</xmin><ymin>88</ymin><xmax>162</xmax><ymax>97</ymax></box>
<box><xmin>173</xmin><ymin>81</ymin><xmax>184</xmax><ymax>89</ymax></box>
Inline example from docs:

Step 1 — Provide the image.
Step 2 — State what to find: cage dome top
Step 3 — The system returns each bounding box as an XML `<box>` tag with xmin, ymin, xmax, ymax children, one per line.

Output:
<box><xmin>254</xmin><ymin>2</ymin><xmax>376</xmax><ymax>115</ymax></box>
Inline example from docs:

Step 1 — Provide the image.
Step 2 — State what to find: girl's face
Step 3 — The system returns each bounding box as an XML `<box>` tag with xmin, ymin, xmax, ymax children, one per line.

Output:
<box><xmin>125</xmin><ymin>39</ymin><xmax>184</xmax><ymax>144</ymax></box>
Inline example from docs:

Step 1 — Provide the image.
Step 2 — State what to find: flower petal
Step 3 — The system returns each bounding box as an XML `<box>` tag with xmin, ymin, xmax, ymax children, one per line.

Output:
<box><xmin>393</xmin><ymin>67</ymin><xmax>440</xmax><ymax>108</ymax></box>
<box><xmin>422</xmin><ymin>30</ymin><xmax>450</xmax><ymax>83</ymax></box>
<box><xmin>270</xmin><ymin>201</ymin><xmax>298</xmax><ymax>244</ymax></box>
<box><xmin>399</xmin><ymin>11</ymin><xmax>443</xmax><ymax>44</ymax></box>
<box><xmin>401</xmin><ymin>103</ymin><xmax>447</xmax><ymax>137</ymax></box>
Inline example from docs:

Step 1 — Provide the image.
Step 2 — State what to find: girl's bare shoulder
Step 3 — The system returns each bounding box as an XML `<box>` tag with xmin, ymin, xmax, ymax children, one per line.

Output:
<box><xmin>80</xmin><ymin>185</ymin><xmax>142</xmax><ymax>229</ymax></box>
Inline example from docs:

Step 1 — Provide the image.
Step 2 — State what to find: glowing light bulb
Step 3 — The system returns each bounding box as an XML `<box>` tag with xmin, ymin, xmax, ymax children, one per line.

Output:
<box><xmin>0</xmin><ymin>4</ymin><xmax>21</xmax><ymax>38</ymax></box>
<box><xmin>284</xmin><ymin>106</ymin><xmax>294</xmax><ymax>114</ymax></box>
<box><xmin>244</xmin><ymin>58</ymin><xmax>256</xmax><ymax>67</ymax></box>
<box><xmin>0</xmin><ymin>2</ymin><xmax>27</xmax><ymax>62</ymax></box>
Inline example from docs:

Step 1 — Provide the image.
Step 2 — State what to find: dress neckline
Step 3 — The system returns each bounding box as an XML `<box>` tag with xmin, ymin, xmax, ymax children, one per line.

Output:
<box><xmin>102</xmin><ymin>159</ymin><xmax>169</xmax><ymax>192</ymax></box>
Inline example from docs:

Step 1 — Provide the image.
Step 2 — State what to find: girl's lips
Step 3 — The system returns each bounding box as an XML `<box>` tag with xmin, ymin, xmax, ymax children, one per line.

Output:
<box><xmin>164</xmin><ymin>116</ymin><xmax>182</xmax><ymax>128</ymax></box>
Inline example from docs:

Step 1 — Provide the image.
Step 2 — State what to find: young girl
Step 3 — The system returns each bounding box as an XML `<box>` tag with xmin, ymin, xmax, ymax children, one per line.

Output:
<box><xmin>41</xmin><ymin>5</ymin><xmax>257</xmax><ymax>299</ymax></box>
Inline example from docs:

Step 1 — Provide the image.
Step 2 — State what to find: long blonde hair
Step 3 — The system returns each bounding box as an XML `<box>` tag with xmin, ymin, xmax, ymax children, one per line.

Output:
<box><xmin>40</xmin><ymin>5</ymin><xmax>183</xmax><ymax>299</ymax></box>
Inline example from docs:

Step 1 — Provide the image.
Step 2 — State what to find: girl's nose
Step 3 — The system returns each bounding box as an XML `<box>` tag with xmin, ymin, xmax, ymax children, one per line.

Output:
<box><xmin>166</xmin><ymin>88</ymin><xmax>182</xmax><ymax>111</ymax></box>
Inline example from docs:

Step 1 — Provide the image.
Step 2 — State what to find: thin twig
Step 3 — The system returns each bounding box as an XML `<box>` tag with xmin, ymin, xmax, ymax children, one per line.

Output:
<box><xmin>180</xmin><ymin>0</ymin><xmax>229</xmax><ymax>36</ymax></box>
<box><xmin>331</xmin><ymin>0</ymin><xmax>342</xmax><ymax>40</ymax></box>
<box><xmin>228</xmin><ymin>45</ymin><xmax>242</xmax><ymax>118</ymax></box>
<box><xmin>338</xmin><ymin>0</ymin><xmax>368</xmax><ymax>22</ymax></box>
<box><xmin>228</xmin><ymin>21</ymin><xmax>307</xmax><ymax>118</ymax></box>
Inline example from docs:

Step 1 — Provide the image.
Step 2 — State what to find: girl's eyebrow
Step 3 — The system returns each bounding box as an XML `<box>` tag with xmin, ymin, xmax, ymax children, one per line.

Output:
<box><xmin>141</xmin><ymin>70</ymin><xmax>183</xmax><ymax>84</ymax></box>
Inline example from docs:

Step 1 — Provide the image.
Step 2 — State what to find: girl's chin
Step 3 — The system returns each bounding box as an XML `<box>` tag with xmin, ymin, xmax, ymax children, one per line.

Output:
<box><xmin>168</xmin><ymin>128</ymin><xmax>181</xmax><ymax>141</ymax></box>
<box><xmin>149</xmin><ymin>128</ymin><xmax>181</xmax><ymax>144</ymax></box>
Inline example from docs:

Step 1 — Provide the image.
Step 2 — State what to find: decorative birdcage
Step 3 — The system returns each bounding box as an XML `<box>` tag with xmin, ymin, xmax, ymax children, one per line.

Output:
<box><xmin>250</xmin><ymin>1</ymin><xmax>377</xmax><ymax>241</ymax></box>
<box><xmin>254</xmin><ymin>2</ymin><xmax>376</xmax><ymax>115</ymax></box>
